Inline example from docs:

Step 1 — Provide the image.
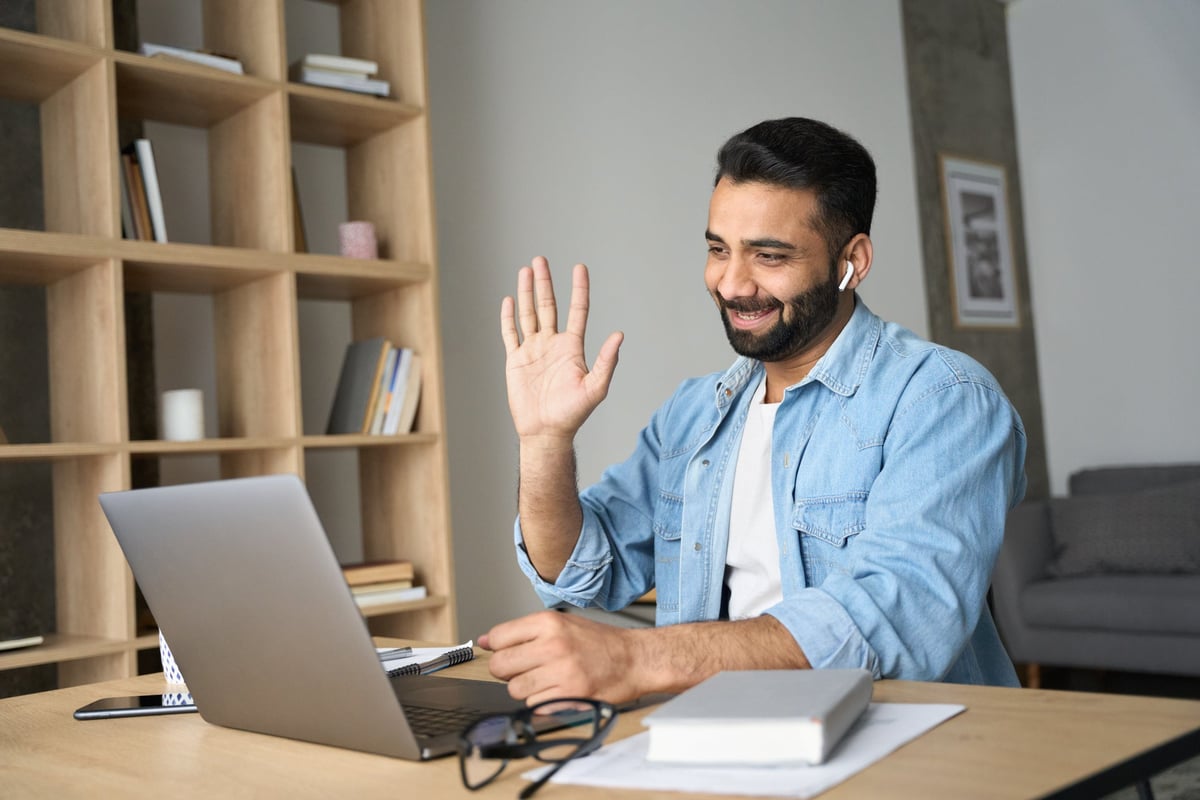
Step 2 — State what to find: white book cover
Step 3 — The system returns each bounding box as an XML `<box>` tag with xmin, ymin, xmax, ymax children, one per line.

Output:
<box><xmin>642</xmin><ymin>669</ymin><xmax>873</xmax><ymax>766</ymax></box>
<box><xmin>353</xmin><ymin>584</ymin><xmax>427</xmax><ymax>608</ymax></box>
<box><xmin>292</xmin><ymin>67</ymin><xmax>390</xmax><ymax>97</ymax></box>
<box><xmin>134</xmin><ymin>138</ymin><xmax>168</xmax><ymax>243</ymax></box>
<box><xmin>140</xmin><ymin>42</ymin><xmax>244</xmax><ymax>75</ymax></box>
<box><xmin>302</xmin><ymin>53</ymin><xmax>378</xmax><ymax>75</ymax></box>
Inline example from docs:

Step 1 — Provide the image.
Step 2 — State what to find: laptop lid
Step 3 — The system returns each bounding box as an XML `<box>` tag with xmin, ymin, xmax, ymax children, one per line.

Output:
<box><xmin>98</xmin><ymin>474</ymin><xmax>515</xmax><ymax>759</ymax></box>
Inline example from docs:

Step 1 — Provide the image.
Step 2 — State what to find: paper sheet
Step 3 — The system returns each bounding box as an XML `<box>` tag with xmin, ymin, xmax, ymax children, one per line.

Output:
<box><xmin>525</xmin><ymin>702</ymin><xmax>964</xmax><ymax>798</ymax></box>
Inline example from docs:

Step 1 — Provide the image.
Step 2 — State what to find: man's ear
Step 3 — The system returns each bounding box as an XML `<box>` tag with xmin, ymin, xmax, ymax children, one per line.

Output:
<box><xmin>840</xmin><ymin>234</ymin><xmax>873</xmax><ymax>292</ymax></box>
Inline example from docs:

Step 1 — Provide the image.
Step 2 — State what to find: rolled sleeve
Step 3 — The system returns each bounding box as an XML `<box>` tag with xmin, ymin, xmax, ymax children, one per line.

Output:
<box><xmin>767</xmin><ymin>589</ymin><xmax>883</xmax><ymax>677</ymax></box>
<box><xmin>514</xmin><ymin>515</ymin><xmax>615</xmax><ymax>609</ymax></box>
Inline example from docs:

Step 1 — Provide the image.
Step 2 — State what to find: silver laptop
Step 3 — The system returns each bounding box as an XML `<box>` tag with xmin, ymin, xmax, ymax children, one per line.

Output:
<box><xmin>98</xmin><ymin>474</ymin><xmax>529</xmax><ymax>760</ymax></box>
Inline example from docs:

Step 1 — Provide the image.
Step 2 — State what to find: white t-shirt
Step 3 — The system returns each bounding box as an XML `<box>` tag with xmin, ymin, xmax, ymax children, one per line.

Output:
<box><xmin>724</xmin><ymin>377</ymin><xmax>783</xmax><ymax>620</ymax></box>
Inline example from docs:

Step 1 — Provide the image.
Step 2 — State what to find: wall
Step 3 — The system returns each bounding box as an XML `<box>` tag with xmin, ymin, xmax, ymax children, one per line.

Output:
<box><xmin>901</xmin><ymin>0</ymin><xmax>1048</xmax><ymax>500</ymax></box>
<box><xmin>426</xmin><ymin>0</ymin><xmax>928</xmax><ymax>637</ymax></box>
<box><xmin>1007</xmin><ymin>0</ymin><xmax>1200</xmax><ymax>493</ymax></box>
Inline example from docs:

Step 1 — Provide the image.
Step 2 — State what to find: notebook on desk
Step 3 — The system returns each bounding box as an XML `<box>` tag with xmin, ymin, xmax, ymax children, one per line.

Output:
<box><xmin>98</xmin><ymin>474</ymin><xmax>546</xmax><ymax>760</ymax></box>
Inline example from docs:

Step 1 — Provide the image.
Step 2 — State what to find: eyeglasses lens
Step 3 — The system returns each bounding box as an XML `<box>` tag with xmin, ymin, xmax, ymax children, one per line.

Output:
<box><xmin>461</xmin><ymin>714</ymin><xmax>513</xmax><ymax>789</ymax></box>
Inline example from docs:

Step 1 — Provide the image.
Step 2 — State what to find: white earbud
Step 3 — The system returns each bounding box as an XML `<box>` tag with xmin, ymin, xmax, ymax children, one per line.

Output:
<box><xmin>838</xmin><ymin>262</ymin><xmax>854</xmax><ymax>292</ymax></box>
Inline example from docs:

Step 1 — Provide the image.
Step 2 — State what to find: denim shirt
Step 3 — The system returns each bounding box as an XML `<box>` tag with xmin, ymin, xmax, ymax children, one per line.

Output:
<box><xmin>514</xmin><ymin>300</ymin><xmax>1026</xmax><ymax>685</ymax></box>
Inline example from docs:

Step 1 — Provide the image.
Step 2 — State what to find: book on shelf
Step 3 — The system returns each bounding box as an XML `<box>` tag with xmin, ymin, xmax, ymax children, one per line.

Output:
<box><xmin>392</xmin><ymin>351</ymin><xmax>422</xmax><ymax>435</ymax></box>
<box><xmin>641</xmin><ymin>668</ymin><xmax>873</xmax><ymax>766</ymax></box>
<box><xmin>122</xmin><ymin>139</ymin><xmax>167</xmax><ymax>243</ymax></box>
<box><xmin>341</xmin><ymin>559</ymin><xmax>415</xmax><ymax>587</ymax></box>
<box><xmin>379</xmin><ymin>348</ymin><xmax>412</xmax><ymax>434</ymax></box>
<box><xmin>0</xmin><ymin>634</ymin><xmax>45</xmax><ymax>652</ymax></box>
<box><xmin>353</xmin><ymin>584</ymin><xmax>427</xmax><ymax>608</ymax></box>
<box><xmin>120</xmin><ymin>153</ymin><xmax>152</xmax><ymax>241</ymax></box>
<box><xmin>289</xmin><ymin>62</ymin><xmax>390</xmax><ymax>97</ymax></box>
<box><xmin>300</xmin><ymin>53</ymin><xmax>379</xmax><ymax>75</ymax></box>
<box><xmin>139</xmin><ymin>42</ymin><xmax>244</xmax><ymax>75</ymax></box>
<box><xmin>325</xmin><ymin>337</ymin><xmax>392</xmax><ymax>435</ymax></box>
<box><xmin>367</xmin><ymin>345</ymin><xmax>401</xmax><ymax>435</ymax></box>
<box><xmin>349</xmin><ymin>579</ymin><xmax>412</xmax><ymax>595</ymax></box>
<box><xmin>118</xmin><ymin>161</ymin><xmax>135</xmax><ymax>239</ymax></box>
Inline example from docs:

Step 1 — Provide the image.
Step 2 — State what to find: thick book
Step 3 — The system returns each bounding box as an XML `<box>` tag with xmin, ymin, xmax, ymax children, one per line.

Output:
<box><xmin>642</xmin><ymin>669</ymin><xmax>873</xmax><ymax>766</ymax></box>
<box><xmin>349</xmin><ymin>578</ymin><xmax>412</xmax><ymax>595</ymax></box>
<box><xmin>139</xmin><ymin>42</ymin><xmax>244</xmax><ymax>75</ymax></box>
<box><xmin>131</xmin><ymin>139</ymin><xmax>168</xmax><ymax>242</ymax></box>
<box><xmin>325</xmin><ymin>337</ymin><xmax>391</xmax><ymax>435</ymax></box>
<box><xmin>341</xmin><ymin>559</ymin><xmax>414</xmax><ymax>587</ymax></box>
<box><xmin>301</xmin><ymin>53</ymin><xmax>379</xmax><ymax>75</ymax></box>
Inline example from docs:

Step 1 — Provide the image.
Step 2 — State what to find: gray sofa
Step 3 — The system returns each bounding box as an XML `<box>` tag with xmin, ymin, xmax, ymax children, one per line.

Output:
<box><xmin>991</xmin><ymin>464</ymin><xmax>1200</xmax><ymax>686</ymax></box>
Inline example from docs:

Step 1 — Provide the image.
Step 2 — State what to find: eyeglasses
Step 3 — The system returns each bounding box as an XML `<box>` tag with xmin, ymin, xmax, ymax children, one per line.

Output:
<box><xmin>457</xmin><ymin>698</ymin><xmax>617</xmax><ymax>798</ymax></box>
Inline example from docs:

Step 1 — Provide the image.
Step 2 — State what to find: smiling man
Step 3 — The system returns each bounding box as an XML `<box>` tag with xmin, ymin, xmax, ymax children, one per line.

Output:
<box><xmin>482</xmin><ymin>117</ymin><xmax>1028</xmax><ymax>705</ymax></box>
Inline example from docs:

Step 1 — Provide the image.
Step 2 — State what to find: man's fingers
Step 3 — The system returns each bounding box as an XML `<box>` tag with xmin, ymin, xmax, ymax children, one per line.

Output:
<box><xmin>564</xmin><ymin>263</ymin><xmax>590</xmax><ymax>339</ymax></box>
<box><xmin>586</xmin><ymin>331</ymin><xmax>624</xmax><ymax>396</ymax></box>
<box><xmin>499</xmin><ymin>296</ymin><xmax>520</xmax><ymax>355</ymax></box>
<box><xmin>515</xmin><ymin>265</ymin><xmax>538</xmax><ymax>340</ymax></box>
<box><xmin>532</xmin><ymin>256</ymin><xmax>559</xmax><ymax>334</ymax></box>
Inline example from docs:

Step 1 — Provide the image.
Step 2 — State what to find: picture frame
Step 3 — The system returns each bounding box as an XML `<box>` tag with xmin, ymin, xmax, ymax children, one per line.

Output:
<box><xmin>938</xmin><ymin>154</ymin><xmax>1020</xmax><ymax>328</ymax></box>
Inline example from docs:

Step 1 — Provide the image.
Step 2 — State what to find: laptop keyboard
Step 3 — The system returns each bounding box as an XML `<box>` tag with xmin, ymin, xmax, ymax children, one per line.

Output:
<box><xmin>404</xmin><ymin>704</ymin><xmax>484</xmax><ymax>738</ymax></box>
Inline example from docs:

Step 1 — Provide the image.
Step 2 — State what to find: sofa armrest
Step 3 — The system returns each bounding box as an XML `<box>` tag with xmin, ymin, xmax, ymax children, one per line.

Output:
<box><xmin>990</xmin><ymin>501</ymin><xmax>1054</xmax><ymax>661</ymax></box>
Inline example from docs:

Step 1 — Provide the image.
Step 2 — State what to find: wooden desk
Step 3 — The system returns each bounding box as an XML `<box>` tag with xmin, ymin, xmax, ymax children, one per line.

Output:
<box><xmin>2</xmin><ymin>649</ymin><xmax>1198</xmax><ymax>799</ymax></box>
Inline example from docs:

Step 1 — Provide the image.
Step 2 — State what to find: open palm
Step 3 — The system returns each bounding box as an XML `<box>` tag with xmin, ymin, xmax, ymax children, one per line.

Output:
<box><xmin>500</xmin><ymin>257</ymin><xmax>623</xmax><ymax>441</ymax></box>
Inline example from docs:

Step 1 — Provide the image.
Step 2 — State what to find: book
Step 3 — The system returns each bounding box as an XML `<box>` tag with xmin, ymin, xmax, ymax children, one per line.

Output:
<box><xmin>353</xmin><ymin>584</ymin><xmax>427</xmax><ymax>608</ymax></box>
<box><xmin>325</xmin><ymin>337</ymin><xmax>391</xmax><ymax>435</ymax></box>
<box><xmin>381</xmin><ymin>641</ymin><xmax>474</xmax><ymax>677</ymax></box>
<box><xmin>390</xmin><ymin>351</ymin><xmax>422</xmax><ymax>435</ymax></box>
<box><xmin>118</xmin><ymin>160</ymin><xmax>135</xmax><ymax>239</ymax></box>
<box><xmin>291</xmin><ymin>167</ymin><xmax>307</xmax><ymax>253</ymax></box>
<box><xmin>380</xmin><ymin>348</ymin><xmax>412</xmax><ymax>434</ymax></box>
<box><xmin>341</xmin><ymin>559</ymin><xmax>415</xmax><ymax>586</ymax></box>
<box><xmin>0</xmin><ymin>635</ymin><xmax>45</xmax><ymax>652</ymax></box>
<box><xmin>301</xmin><ymin>53</ymin><xmax>379</xmax><ymax>75</ymax></box>
<box><xmin>130</xmin><ymin>139</ymin><xmax>167</xmax><ymax>242</ymax></box>
<box><xmin>120</xmin><ymin>153</ymin><xmax>152</xmax><ymax>241</ymax></box>
<box><xmin>367</xmin><ymin>346</ymin><xmax>401</xmax><ymax>435</ymax></box>
<box><xmin>290</xmin><ymin>64</ymin><xmax>390</xmax><ymax>97</ymax></box>
<box><xmin>139</xmin><ymin>42</ymin><xmax>244</xmax><ymax>75</ymax></box>
<box><xmin>641</xmin><ymin>669</ymin><xmax>873</xmax><ymax>766</ymax></box>
<box><xmin>349</xmin><ymin>579</ymin><xmax>413</xmax><ymax>595</ymax></box>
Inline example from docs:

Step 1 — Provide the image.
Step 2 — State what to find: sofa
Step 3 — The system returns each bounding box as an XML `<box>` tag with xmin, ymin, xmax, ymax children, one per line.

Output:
<box><xmin>991</xmin><ymin>464</ymin><xmax>1200</xmax><ymax>686</ymax></box>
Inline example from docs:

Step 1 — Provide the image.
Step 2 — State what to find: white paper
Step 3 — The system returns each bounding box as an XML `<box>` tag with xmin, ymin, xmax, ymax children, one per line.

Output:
<box><xmin>525</xmin><ymin>702</ymin><xmax>964</xmax><ymax>798</ymax></box>
<box><xmin>377</xmin><ymin>640</ymin><xmax>473</xmax><ymax>673</ymax></box>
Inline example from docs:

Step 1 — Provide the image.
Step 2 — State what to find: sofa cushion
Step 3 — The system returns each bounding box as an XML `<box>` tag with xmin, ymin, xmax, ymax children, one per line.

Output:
<box><xmin>1022</xmin><ymin>574</ymin><xmax>1200</xmax><ymax>636</ymax></box>
<box><xmin>1048</xmin><ymin>479</ymin><xmax>1200</xmax><ymax>576</ymax></box>
<box><xmin>1069</xmin><ymin>464</ymin><xmax>1200</xmax><ymax>496</ymax></box>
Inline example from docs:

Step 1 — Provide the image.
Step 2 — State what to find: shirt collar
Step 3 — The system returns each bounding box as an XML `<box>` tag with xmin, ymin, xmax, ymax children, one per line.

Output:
<box><xmin>714</xmin><ymin>298</ymin><xmax>881</xmax><ymax>406</ymax></box>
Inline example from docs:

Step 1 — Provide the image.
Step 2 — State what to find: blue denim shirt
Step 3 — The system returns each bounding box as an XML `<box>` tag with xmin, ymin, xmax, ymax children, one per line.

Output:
<box><xmin>515</xmin><ymin>300</ymin><xmax>1026</xmax><ymax>685</ymax></box>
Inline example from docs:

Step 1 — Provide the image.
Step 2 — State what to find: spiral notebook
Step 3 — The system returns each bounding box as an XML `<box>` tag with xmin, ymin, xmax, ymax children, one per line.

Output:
<box><xmin>381</xmin><ymin>642</ymin><xmax>476</xmax><ymax>677</ymax></box>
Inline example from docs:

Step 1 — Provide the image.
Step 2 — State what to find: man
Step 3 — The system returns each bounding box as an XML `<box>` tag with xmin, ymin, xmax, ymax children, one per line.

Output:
<box><xmin>481</xmin><ymin>117</ymin><xmax>1026</xmax><ymax>706</ymax></box>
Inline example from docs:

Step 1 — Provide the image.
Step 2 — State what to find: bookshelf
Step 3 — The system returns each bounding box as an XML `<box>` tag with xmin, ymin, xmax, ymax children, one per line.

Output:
<box><xmin>0</xmin><ymin>0</ymin><xmax>456</xmax><ymax>688</ymax></box>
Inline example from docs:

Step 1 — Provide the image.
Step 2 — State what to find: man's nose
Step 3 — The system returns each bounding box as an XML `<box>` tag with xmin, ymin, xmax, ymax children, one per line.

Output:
<box><xmin>717</xmin><ymin>253</ymin><xmax>756</xmax><ymax>299</ymax></box>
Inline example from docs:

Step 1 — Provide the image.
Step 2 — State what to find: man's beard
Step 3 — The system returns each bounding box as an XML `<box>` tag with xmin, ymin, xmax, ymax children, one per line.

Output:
<box><xmin>715</xmin><ymin>264</ymin><xmax>841</xmax><ymax>362</ymax></box>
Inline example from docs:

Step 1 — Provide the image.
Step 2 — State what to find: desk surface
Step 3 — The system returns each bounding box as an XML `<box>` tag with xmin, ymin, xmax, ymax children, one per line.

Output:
<box><xmin>2</xmin><ymin>646</ymin><xmax>1198</xmax><ymax>799</ymax></box>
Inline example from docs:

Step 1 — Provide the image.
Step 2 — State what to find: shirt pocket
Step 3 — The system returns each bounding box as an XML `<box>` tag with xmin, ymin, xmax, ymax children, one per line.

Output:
<box><xmin>792</xmin><ymin>492</ymin><xmax>869</xmax><ymax>580</ymax></box>
<box><xmin>652</xmin><ymin>491</ymin><xmax>683</xmax><ymax>611</ymax></box>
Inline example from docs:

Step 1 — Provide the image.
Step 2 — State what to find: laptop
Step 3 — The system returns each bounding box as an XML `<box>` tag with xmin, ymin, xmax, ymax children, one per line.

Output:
<box><xmin>98</xmin><ymin>474</ymin><xmax>537</xmax><ymax>760</ymax></box>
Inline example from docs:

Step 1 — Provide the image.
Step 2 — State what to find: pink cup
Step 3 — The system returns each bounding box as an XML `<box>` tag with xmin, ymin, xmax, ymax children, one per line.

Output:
<box><xmin>338</xmin><ymin>221</ymin><xmax>378</xmax><ymax>259</ymax></box>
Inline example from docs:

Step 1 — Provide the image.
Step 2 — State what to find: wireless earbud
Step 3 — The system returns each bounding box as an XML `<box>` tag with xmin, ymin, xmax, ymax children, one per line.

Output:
<box><xmin>838</xmin><ymin>262</ymin><xmax>854</xmax><ymax>292</ymax></box>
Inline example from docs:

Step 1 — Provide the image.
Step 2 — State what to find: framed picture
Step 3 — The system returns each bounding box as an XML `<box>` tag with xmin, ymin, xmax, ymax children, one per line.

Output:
<box><xmin>939</xmin><ymin>155</ymin><xmax>1019</xmax><ymax>328</ymax></box>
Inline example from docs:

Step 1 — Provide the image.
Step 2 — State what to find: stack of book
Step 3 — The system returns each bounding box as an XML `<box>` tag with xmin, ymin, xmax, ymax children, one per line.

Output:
<box><xmin>118</xmin><ymin>138</ymin><xmax>168</xmax><ymax>243</ymax></box>
<box><xmin>289</xmin><ymin>53</ymin><xmax>390</xmax><ymax>97</ymax></box>
<box><xmin>139</xmin><ymin>42</ymin><xmax>244</xmax><ymax>75</ymax></box>
<box><xmin>325</xmin><ymin>338</ymin><xmax>423</xmax><ymax>436</ymax></box>
<box><xmin>342</xmin><ymin>560</ymin><xmax>426</xmax><ymax>609</ymax></box>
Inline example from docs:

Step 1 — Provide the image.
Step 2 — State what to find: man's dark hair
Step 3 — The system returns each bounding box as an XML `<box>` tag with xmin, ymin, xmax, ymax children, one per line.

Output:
<box><xmin>715</xmin><ymin>118</ymin><xmax>877</xmax><ymax>260</ymax></box>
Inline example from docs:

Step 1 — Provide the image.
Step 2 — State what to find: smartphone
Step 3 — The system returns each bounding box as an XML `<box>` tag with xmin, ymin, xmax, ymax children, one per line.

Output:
<box><xmin>73</xmin><ymin>694</ymin><xmax>198</xmax><ymax>720</ymax></box>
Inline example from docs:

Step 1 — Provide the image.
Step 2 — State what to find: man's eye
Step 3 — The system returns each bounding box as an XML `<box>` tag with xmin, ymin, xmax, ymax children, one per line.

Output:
<box><xmin>707</xmin><ymin>245</ymin><xmax>727</xmax><ymax>256</ymax></box>
<box><xmin>758</xmin><ymin>253</ymin><xmax>785</xmax><ymax>264</ymax></box>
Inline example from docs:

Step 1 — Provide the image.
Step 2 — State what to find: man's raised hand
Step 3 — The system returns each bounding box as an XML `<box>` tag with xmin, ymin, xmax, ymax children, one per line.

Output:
<box><xmin>499</xmin><ymin>256</ymin><xmax>623</xmax><ymax>442</ymax></box>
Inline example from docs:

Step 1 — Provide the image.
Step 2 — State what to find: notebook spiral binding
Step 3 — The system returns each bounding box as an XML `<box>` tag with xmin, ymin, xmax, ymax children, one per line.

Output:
<box><xmin>386</xmin><ymin>645</ymin><xmax>474</xmax><ymax>678</ymax></box>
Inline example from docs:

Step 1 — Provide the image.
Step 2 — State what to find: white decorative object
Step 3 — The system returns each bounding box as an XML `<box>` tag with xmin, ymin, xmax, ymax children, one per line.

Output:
<box><xmin>161</xmin><ymin>389</ymin><xmax>205</xmax><ymax>441</ymax></box>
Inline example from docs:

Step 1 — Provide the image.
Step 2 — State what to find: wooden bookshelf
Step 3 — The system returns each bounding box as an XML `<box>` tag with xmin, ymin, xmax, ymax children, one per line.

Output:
<box><xmin>0</xmin><ymin>0</ymin><xmax>456</xmax><ymax>688</ymax></box>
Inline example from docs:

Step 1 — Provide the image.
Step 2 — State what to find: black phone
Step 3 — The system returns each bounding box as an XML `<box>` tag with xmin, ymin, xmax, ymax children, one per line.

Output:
<box><xmin>73</xmin><ymin>694</ymin><xmax>198</xmax><ymax>720</ymax></box>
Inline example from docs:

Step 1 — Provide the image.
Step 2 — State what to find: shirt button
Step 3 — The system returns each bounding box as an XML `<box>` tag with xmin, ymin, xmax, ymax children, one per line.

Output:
<box><xmin>724</xmin><ymin>389</ymin><xmax>732</xmax><ymax>397</ymax></box>
<box><xmin>693</xmin><ymin>542</ymin><xmax>702</xmax><ymax>552</ymax></box>
<box><xmin>701</xmin><ymin>459</ymin><xmax>710</xmax><ymax>467</ymax></box>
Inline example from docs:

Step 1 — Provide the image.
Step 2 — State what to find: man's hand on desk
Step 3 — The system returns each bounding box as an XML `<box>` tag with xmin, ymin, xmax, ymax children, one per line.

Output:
<box><xmin>479</xmin><ymin>610</ymin><xmax>811</xmax><ymax>706</ymax></box>
<box><xmin>480</xmin><ymin>610</ymin><xmax>643</xmax><ymax>705</ymax></box>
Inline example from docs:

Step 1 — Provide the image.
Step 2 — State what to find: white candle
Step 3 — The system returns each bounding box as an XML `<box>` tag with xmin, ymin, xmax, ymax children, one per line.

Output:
<box><xmin>161</xmin><ymin>389</ymin><xmax>205</xmax><ymax>441</ymax></box>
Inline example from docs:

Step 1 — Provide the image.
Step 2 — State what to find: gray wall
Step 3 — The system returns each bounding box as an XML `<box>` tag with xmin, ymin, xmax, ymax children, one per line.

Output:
<box><xmin>901</xmin><ymin>0</ymin><xmax>1049</xmax><ymax>499</ymax></box>
<box><xmin>427</xmin><ymin>0</ymin><xmax>928</xmax><ymax>638</ymax></box>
